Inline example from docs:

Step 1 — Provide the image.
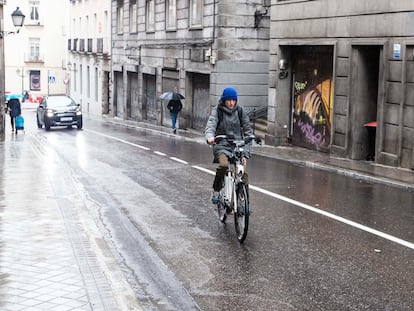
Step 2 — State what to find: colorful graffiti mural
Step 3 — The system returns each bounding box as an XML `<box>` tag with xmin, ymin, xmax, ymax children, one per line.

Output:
<box><xmin>293</xmin><ymin>79</ymin><xmax>332</xmax><ymax>150</ymax></box>
<box><xmin>291</xmin><ymin>46</ymin><xmax>334</xmax><ymax>152</ymax></box>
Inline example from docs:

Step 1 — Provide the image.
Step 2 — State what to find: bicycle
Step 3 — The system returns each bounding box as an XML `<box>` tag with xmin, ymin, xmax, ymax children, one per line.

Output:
<box><xmin>213</xmin><ymin>134</ymin><xmax>260</xmax><ymax>243</ymax></box>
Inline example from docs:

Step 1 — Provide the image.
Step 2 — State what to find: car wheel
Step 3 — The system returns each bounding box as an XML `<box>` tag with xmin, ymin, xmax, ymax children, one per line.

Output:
<box><xmin>45</xmin><ymin>121</ymin><xmax>51</xmax><ymax>131</ymax></box>
<box><xmin>37</xmin><ymin>116</ymin><xmax>42</xmax><ymax>128</ymax></box>
<box><xmin>77</xmin><ymin>119</ymin><xmax>83</xmax><ymax>130</ymax></box>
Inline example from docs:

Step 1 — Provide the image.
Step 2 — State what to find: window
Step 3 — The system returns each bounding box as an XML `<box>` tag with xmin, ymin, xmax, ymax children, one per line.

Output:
<box><xmin>87</xmin><ymin>66</ymin><xmax>90</xmax><ymax>97</ymax></box>
<box><xmin>130</xmin><ymin>3</ymin><xmax>137</xmax><ymax>33</ymax></box>
<box><xmin>95</xmin><ymin>68</ymin><xmax>98</xmax><ymax>101</ymax></box>
<box><xmin>29</xmin><ymin>38</ymin><xmax>40</xmax><ymax>61</ymax></box>
<box><xmin>166</xmin><ymin>0</ymin><xmax>176</xmax><ymax>30</ymax></box>
<box><xmin>80</xmin><ymin>65</ymin><xmax>83</xmax><ymax>94</ymax></box>
<box><xmin>146</xmin><ymin>0</ymin><xmax>155</xmax><ymax>32</ymax></box>
<box><xmin>190</xmin><ymin>0</ymin><xmax>203</xmax><ymax>28</ymax></box>
<box><xmin>30</xmin><ymin>70</ymin><xmax>41</xmax><ymax>91</ymax></box>
<box><xmin>86</xmin><ymin>15</ymin><xmax>89</xmax><ymax>36</ymax></box>
<box><xmin>117</xmin><ymin>6</ymin><xmax>124</xmax><ymax>34</ymax></box>
<box><xmin>29</xmin><ymin>0</ymin><xmax>40</xmax><ymax>23</ymax></box>
<box><xmin>73</xmin><ymin>64</ymin><xmax>77</xmax><ymax>92</ymax></box>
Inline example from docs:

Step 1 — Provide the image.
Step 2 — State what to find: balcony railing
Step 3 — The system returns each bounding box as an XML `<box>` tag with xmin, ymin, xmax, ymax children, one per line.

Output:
<box><xmin>24</xmin><ymin>54</ymin><xmax>44</xmax><ymax>63</ymax></box>
<box><xmin>68</xmin><ymin>37</ymin><xmax>109</xmax><ymax>55</ymax></box>
<box><xmin>97</xmin><ymin>38</ymin><xmax>103</xmax><ymax>54</ymax></box>
<box><xmin>79</xmin><ymin>39</ymin><xmax>85</xmax><ymax>52</ymax></box>
<box><xmin>87</xmin><ymin>38</ymin><xmax>93</xmax><ymax>53</ymax></box>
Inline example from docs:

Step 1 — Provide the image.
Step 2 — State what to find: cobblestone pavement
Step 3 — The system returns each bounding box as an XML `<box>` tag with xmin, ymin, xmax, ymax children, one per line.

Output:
<box><xmin>0</xmin><ymin>108</ymin><xmax>141</xmax><ymax>311</ymax></box>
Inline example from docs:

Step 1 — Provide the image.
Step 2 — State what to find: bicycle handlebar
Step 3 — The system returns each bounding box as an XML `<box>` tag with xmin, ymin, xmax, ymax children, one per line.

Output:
<box><xmin>214</xmin><ymin>134</ymin><xmax>262</xmax><ymax>145</ymax></box>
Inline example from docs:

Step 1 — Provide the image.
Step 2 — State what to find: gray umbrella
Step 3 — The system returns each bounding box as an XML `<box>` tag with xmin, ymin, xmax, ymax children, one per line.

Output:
<box><xmin>159</xmin><ymin>92</ymin><xmax>185</xmax><ymax>100</ymax></box>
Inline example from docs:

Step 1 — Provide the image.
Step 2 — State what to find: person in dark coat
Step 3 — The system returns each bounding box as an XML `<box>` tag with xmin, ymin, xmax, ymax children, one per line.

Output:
<box><xmin>6</xmin><ymin>98</ymin><xmax>21</xmax><ymax>131</ymax></box>
<box><xmin>167</xmin><ymin>98</ymin><xmax>183</xmax><ymax>134</ymax></box>
<box><xmin>204</xmin><ymin>87</ymin><xmax>253</xmax><ymax>204</ymax></box>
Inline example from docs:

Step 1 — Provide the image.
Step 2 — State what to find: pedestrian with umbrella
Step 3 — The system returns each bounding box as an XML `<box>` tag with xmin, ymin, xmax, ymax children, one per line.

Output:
<box><xmin>6</xmin><ymin>97</ymin><xmax>22</xmax><ymax>133</ymax></box>
<box><xmin>160</xmin><ymin>91</ymin><xmax>184</xmax><ymax>134</ymax></box>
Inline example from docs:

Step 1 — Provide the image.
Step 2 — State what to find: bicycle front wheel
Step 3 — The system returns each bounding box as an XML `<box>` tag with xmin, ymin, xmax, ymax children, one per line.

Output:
<box><xmin>217</xmin><ymin>199</ymin><xmax>227</xmax><ymax>223</ymax></box>
<box><xmin>234</xmin><ymin>183</ymin><xmax>249</xmax><ymax>243</ymax></box>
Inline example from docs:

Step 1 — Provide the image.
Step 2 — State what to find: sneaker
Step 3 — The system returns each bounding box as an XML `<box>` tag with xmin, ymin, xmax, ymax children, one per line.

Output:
<box><xmin>211</xmin><ymin>191</ymin><xmax>220</xmax><ymax>204</ymax></box>
<box><xmin>173</xmin><ymin>128</ymin><xmax>177</xmax><ymax>134</ymax></box>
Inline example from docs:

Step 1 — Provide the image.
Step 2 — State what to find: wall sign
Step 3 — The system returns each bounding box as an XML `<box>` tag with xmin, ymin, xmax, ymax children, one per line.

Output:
<box><xmin>393</xmin><ymin>44</ymin><xmax>401</xmax><ymax>59</ymax></box>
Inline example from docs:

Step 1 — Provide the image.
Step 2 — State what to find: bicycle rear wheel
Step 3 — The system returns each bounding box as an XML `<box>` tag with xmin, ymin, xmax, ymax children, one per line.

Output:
<box><xmin>234</xmin><ymin>183</ymin><xmax>249</xmax><ymax>243</ymax></box>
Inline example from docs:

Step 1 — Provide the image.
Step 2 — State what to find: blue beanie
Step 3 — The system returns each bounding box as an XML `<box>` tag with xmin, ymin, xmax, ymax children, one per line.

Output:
<box><xmin>220</xmin><ymin>87</ymin><xmax>238</xmax><ymax>102</ymax></box>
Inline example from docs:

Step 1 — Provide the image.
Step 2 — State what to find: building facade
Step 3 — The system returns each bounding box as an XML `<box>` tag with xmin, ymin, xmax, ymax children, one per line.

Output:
<box><xmin>68</xmin><ymin>0</ymin><xmax>111</xmax><ymax>116</ymax></box>
<box><xmin>4</xmin><ymin>0</ymin><xmax>68</xmax><ymax>101</ymax></box>
<box><xmin>111</xmin><ymin>0</ymin><xmax>270</xmax><ymax>131</ymax></box>
<box><xmin>266</xmin><ymin>0</ymin><xmax>414</xmax><ymax>169</ymax></box>
<box><xmin>0</xmin><ymin>0</ymin><xmax>5</xmax><ymax>139</ymax></box>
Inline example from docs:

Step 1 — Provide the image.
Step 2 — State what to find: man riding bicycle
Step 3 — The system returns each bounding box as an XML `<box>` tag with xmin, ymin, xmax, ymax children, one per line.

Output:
<box><xmin>204</xmin><ymin>87</ymin><xmax>254</xmax><ymax>204</ymax></box>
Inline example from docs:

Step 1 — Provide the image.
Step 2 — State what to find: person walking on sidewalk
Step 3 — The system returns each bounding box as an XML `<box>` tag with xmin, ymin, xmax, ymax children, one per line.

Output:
<box><xmin>167</xmin><ymin>98</ymin><xmax>183</xmax><ymax>134</ymax></box>
<box><xmin>204</xmin><ymin>87</ymin><xmax>253</xmax><ymax>204</ymax></box>
<box><xmin>6</xmin><ymin>98</ymin><xmax>21</xmax><ymax>132</ymax></box>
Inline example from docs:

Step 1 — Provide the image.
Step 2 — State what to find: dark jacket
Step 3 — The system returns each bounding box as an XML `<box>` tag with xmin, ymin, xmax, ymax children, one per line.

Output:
<box><xmin>7</xmin><ymin>99</ymin><xmax>21</xmax><ymax>117</ymax></box>
<box><xmin>167</xmin><ymin>99</ymin><xmax>183</xmax><ymax>114</ymax></box>
<box><xmin>204</xmin><ymin>101</ymin><xmax>253</xmax><ymax>160</ymax></box>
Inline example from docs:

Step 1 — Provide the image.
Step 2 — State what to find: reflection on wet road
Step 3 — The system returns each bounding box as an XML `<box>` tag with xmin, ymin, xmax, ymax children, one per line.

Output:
<box><xmin>19</xmin><ymin>110</ymin><xmax>414</xmax><ymax>311</ymax></box>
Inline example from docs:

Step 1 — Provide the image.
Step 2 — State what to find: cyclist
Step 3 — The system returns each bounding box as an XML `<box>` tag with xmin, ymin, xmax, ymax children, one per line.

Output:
<box><xmin>204</xmin><ymin>87</ymin><xmax>254</xmax><ymax>204</ymax></box>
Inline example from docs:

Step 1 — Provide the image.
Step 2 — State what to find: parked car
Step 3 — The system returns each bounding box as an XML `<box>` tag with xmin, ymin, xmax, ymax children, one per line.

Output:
<box><xmin>36</xmin><ymin>95</ymin><xmax>83</xmax><ymax>130</ymax></box>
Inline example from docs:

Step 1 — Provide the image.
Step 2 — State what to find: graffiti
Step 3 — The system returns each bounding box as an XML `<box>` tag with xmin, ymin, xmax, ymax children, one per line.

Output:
<box><xmin>294</xmin><ymin>81</ymin><xmax>307</xmax><ymax>93</ymax></box>
<box><xmin>293</xmin><ymin>78</ymin><xmax>332</xmax><ymax>150</ymax></box>
<box><xmin>297</xmin><ymin>119</ymin><xmax>325</xmax><ymax>147</ymax></box>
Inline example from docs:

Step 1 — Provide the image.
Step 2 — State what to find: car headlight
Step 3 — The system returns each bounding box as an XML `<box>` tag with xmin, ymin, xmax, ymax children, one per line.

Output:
<box><xmin>76</xmin><ymin>109</ymin><xmax>82</xmax><ymax>116</ymax></box>
<box><xmin>46</xmin><ymin>109</ymin><xmax>54</xmax><ymax>117</ymax></box>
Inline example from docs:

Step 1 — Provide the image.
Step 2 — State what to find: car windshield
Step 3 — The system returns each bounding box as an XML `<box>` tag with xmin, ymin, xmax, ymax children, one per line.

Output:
<box><xmin>47</xmin><ymin>96</ymin><xmax>76</xmax><ymax>108</ymax></box>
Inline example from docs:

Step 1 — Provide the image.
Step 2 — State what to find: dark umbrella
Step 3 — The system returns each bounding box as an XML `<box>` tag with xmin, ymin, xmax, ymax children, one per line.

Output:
<box><xmin>160</xmin><ymin>92</ymin><xmax>185</xmax><ymax>100</ymax></box>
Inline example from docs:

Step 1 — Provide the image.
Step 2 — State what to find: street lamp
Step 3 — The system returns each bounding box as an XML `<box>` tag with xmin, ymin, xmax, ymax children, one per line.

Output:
<box><xmin>1</xmin><ymin>6</ymin><xmax>25</xmax><ymax>140</ymax></box>
<box><xmin>0</xmin><ymin>7</ymin><xmax>25</xmax><ymax>38</ymax></box>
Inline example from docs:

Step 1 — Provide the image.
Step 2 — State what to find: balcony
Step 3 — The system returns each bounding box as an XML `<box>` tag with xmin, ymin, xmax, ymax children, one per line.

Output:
<box><xmin>68</xmin><ymin>37</ymin><xmax>109</xmax><ymax>56</ymax></box>
<box><xmin>24</xmin><ymin>54</ymin><xmax>44</xmax><ymax>63</ymax></box>
<box><xmin>96</xmin><ymin>37</ymin><xmax>110</xmax><ymax>55</ymax></box>
<box><xmin>97</xmin><ymin>38</ymin><xmax>103</xmax><ymax>54</ymax></box>
<box><xmin>79</xmin><ymin>39</ymin><xmax>85</xmax><ymax>53</ymax></box>
<box><xmin>87</xmin><ymin>38</ymin><xmax>93</xmax><ymax>53</ymax></box>
<box><xmin>73</xmin><ymin>38</ymin><xmax>78</xmax><ymax>52</ymax></box>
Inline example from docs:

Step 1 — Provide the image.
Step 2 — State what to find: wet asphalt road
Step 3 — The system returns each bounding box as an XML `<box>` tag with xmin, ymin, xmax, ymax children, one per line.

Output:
<box><xmin>13</xmin><ymin>110</ymin><xmax>414</xmax><ymax>310</ymax></box>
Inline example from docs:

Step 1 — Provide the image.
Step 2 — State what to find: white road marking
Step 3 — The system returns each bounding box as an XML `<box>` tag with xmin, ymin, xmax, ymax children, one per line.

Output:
<box><xmin>87</xmin><ymin>130</ymin><xmax>414</xmax><ymax>250</ymax></box>
<box><xmin>154</xmin><ymin>151</ymin><xmax>166</xmax><ymax>156</ymax></box>
<box><xmin>85</xmin><ymin>129</ymin><xmax>150</xmax><ymax>150</ymax></box>
<box><xmin>170</xmin><ymin>157</ymin><xmax>188</xmax><ymax>164</ymax></box>
<box><xmin>192</xmin><ymin>165</ymin><xmax>215</xmax><ymax>175</ymax></box>
<box><xmin>193</xmin><ymin>166</ymin><xmax>414</xmax><ymax>250</ymax></box>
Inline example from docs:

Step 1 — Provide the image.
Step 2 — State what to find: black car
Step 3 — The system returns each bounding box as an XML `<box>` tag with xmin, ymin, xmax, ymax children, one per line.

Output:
<box><xmin>37</xmin><ymin>95</ymin><xmax>83</xmax><ymax>130</ymax></box>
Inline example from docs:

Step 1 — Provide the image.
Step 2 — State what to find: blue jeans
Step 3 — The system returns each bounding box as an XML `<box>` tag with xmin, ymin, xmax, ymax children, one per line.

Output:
<box><xmin>170</xmin><ymin>112</ymin><xmax>178</xmax><ymax>129</ymax></box>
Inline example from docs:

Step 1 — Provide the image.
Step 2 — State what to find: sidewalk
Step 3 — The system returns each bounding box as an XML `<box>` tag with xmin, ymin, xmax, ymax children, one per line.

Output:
<box><xmin>0</xmin><ymin>108</ymin><xmax>142</xmax><ymax>311</ymax></box>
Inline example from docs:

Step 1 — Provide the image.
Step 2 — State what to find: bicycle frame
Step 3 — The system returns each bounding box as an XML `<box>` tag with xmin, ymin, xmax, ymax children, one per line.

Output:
<box><xmin>223</xmin><ymin>153</ymin><xmax>245</xmax><ymax>213</ymax></box>
<box><xmin>214</xmin><ymin>134</ymin><xmax>258</xmax><ymax>242</ymax></box>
